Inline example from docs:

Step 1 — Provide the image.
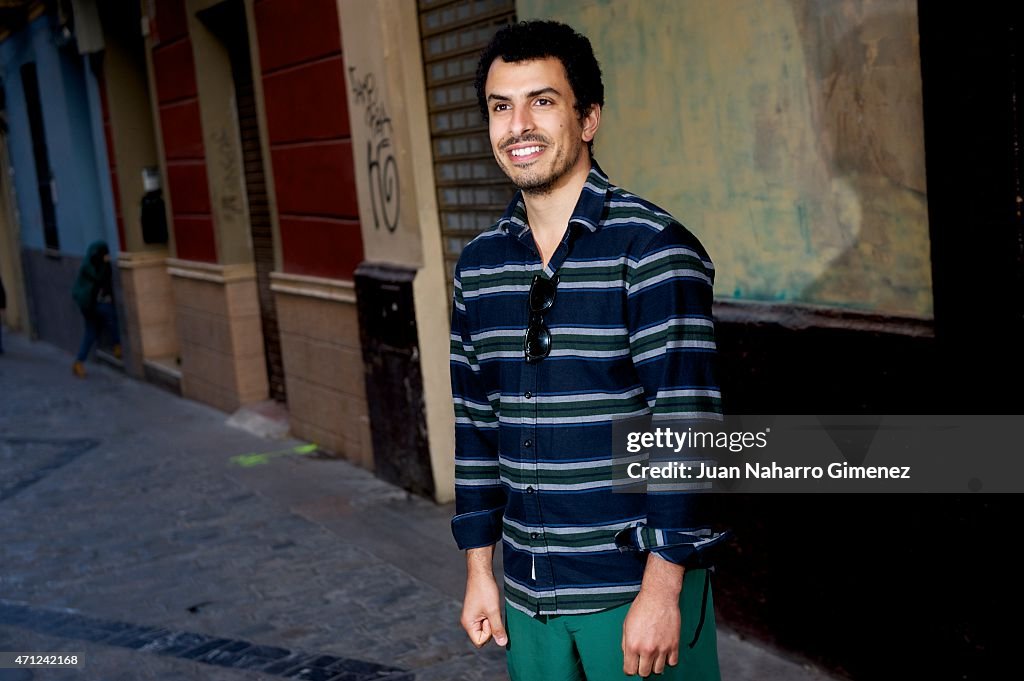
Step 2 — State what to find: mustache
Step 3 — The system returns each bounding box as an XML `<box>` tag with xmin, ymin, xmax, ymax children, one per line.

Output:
<box><xmin>500</xmin><ymin>134</ymin><xmax>551</xmax><ymax>150</ymax></box>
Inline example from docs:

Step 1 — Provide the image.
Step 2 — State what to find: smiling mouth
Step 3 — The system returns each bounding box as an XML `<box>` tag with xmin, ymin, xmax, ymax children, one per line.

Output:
<box><xmin>508</xmin><ymin>145</ymin><xmax>545</xmax><ymax>161</ymax></box>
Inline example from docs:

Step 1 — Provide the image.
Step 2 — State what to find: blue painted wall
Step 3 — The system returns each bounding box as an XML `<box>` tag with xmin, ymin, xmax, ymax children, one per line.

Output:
<box><xmin>1</xmin><ymin>23</ymin><xmax>43</xmax><ymax>251</ymax></box>
<box><xmin>1</xmin><ymin>16</ymin><xmax>115</xmax><ymax>257</ymax></box>
<box><xmin>84</xmin><ymin>52</ymin><xmax>119</xmax><ymax>256</ymax></box>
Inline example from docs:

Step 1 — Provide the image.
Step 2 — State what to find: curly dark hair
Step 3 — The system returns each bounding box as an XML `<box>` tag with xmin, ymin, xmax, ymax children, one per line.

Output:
<box><xmin>474</xmin><ymin>20</ymin><xmax>604</xmax><ymax>151</ymax></box>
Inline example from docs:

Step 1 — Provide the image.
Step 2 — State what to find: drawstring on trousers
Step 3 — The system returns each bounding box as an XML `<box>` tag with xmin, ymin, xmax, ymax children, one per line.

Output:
<box><xmin>687</xmin><ymin>569</ymin><xmax>712</xmax><ymax>649</ymax></box>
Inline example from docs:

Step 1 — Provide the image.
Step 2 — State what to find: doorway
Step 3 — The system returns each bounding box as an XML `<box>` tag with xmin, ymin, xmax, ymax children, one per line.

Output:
<box><xmin>197</xmin><ymin>0</ymin><xmax>286</xmax><ymax>402</ymax></box>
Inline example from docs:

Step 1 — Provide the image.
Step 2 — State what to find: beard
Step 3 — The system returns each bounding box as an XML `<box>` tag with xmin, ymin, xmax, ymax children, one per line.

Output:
<box><xmin>496</xmin><ymin>133</ymin><xmax>585</xmax><ymax>196</ymax></box>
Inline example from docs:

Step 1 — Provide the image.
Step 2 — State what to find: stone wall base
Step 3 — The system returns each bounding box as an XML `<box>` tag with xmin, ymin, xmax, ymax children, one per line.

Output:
<box><xmin>271</xmin><ymin>271</ymin><xmax>372</xmax><ymax>469</ymax></box>
<box><xmin>168</xmin><ymin>259</ymin><xmax>268</xmax><ymax>412</ymax></box>
<box><xmin>117</xmin><ymin>250</ymin><xmax>177</xmax><ymax>378</ymax></box>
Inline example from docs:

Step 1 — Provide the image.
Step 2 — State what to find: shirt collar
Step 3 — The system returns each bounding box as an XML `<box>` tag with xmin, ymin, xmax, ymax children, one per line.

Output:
<box><xmin>497</xmin><ymin>160</ymin><xmax>611</xmax><ymax>236</ymax></box>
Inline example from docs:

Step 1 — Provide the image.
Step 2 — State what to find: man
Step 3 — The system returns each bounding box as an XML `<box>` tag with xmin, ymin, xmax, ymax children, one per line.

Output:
<box><xmin>450</xmin><ymin>21</ymin><xmax>727</xmax><ymax>680</ymax></box>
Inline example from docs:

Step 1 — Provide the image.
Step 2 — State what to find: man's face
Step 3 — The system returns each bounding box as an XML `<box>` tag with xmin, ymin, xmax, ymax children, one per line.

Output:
<box><xmin>485</xmin><ymin>57</ymin><xmax>598</xmax><ymax>195</ymax></box>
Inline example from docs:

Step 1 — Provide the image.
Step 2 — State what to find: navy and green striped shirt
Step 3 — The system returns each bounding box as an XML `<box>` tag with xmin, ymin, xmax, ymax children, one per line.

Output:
<box><xmin>450</xmin><ymin>163</ymin><xmax>728</xmax><ymax>617</ymax></box>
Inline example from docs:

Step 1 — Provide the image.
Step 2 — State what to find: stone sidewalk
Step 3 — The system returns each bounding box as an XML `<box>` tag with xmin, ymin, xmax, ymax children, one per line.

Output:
<box><xmin>0</xmin><ymin>331</ymin><xmax>837</xmax><ymax>681</ymax></box>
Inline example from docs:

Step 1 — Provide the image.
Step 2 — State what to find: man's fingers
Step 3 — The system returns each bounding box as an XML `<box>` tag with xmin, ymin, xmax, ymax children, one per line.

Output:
<box><xmin>652</xmin><ymin>651</ymin><xmax>667</xmax><ymax>675</ymax></box>
<box><xmin>622</xmin><ymin>633</ymin><xmax>631</xmax><ymax>674</ymax></box>
<box><xmin>488</xmin><ymin>608</ymin><xmax>508</xmax><ymax>646</ymax></box>
<box><xmin>621</xmin><ymin>631</ymin><xmax>630</xmax><ymax>674</ymax></box>
<box><xmin>466</xmin><ymin>609</ymin><xmax>506</xmax><ymax>648</ymax></box>
<box><xmin>638</xmin><ymin>652</ymin><xmax>654</xmax><ymax>678</ymax></box>
<box><xmin>624</xmin><ymin>648</ymin><xmax>675</xmax><ymax>677</ymax></box>
<box><xmin>490</xmin><ymin>623</ymin><xmax>508</xmax><ymax>646</ymax></box>
<box><xmin>461</xmin><ymin>615</ymin><xmax>491</xmax><ymax>648</ymax></box>
<box><xmin>474</xmin><ymin>618</ymin><xmax>492</xmax><ymax>647</ymax></box>
<box><xmin>623</xmin><ymin>651</ymin><xmax>639</xmax><ymax>676</ymax></box>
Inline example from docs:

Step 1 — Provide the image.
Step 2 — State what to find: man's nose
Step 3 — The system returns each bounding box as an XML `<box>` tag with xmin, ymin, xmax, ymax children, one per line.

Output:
<box><xmin>510</xmin><ymin>105</ymin><xmax>534</xmax><ymax>138</ymax></box>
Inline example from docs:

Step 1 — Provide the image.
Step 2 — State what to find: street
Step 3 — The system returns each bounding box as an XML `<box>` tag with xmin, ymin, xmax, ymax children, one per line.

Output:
<box><xmin>0</xmin><ymin>333</ymin><xmax>832</xmax><ymax>681</ymax></box>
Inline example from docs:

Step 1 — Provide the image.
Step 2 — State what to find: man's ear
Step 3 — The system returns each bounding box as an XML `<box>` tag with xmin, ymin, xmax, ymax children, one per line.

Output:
<box><xmin>581</xmin><ymin>103</ymin><xmax>601</xmax><ymax>143</ymax></box>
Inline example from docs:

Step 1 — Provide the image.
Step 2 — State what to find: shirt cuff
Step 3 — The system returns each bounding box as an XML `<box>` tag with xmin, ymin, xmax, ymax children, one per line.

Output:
<box><xmin>451</xmin><ymin>507</ymin><xmax>505</xmax><ymax>549</ymax></box>
<box><xmin>614</xmin><ymin>523</ymin><xmax>731</xmax><ymax>567</ymax></box>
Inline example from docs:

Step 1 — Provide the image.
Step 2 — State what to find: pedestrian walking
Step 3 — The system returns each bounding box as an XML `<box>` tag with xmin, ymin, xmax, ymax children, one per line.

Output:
<box><xmin>71</xmin><ymin>240</ymin><xmax>121</xmax><ymax>377</ymax></box>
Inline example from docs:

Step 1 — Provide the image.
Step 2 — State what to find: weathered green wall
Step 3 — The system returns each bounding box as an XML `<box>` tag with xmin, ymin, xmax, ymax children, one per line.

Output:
<box><xmin>517</xmin><ymin>0</ymin><xmax>932</xmax><ymax>317</ymax></box>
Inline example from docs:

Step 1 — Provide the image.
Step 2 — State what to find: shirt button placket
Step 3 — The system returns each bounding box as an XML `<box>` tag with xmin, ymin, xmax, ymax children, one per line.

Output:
<box><xmin>523</xmin><ymin>365</ymin><xmax>543</xmax><ymax>608</ymax></box>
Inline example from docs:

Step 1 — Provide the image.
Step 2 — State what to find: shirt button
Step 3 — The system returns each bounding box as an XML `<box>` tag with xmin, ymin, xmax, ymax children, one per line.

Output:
<box><xmin>530</xmin><ymin>532</ymin><xmax>539</xmax><ymax>539</ymax></box>
<box><xmin>524</xmin><ymin>439</ymin><xmax>532</xmax><ymax>448</ymax></box>
<box><xmin>526</xmin><ymin>486</ymin><xmax>535</xmax><ymax>494</ymax></box>
<box><xmin>524</xmin><ymin>391</ymin><xmax>532</xmax><ymax>399</ymax></box>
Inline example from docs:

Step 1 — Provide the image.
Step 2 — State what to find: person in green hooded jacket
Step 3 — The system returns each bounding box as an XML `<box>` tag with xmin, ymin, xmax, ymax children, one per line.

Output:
<box><xmin>72</xmin><ymin>240</ymin><xmax>121</xmax><ymax>376</ymax></box>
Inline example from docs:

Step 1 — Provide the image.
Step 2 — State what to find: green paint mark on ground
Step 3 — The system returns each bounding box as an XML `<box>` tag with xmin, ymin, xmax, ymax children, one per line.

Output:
<box><xmin>230</xmin><ymin>443</ymin><xmax>319</xmax><ymax>467</ymax></box>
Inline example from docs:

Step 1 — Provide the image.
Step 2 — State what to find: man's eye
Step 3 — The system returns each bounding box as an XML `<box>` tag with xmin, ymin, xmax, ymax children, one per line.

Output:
<box><xmin>493</xmin><ymin>103</ymin><xmax>510</xmax><ymax>112</ymax></box>
<box><xmin>535</xmin><ymin>98</ymin><xmax>552</xmax><ymax>106</ymax></box>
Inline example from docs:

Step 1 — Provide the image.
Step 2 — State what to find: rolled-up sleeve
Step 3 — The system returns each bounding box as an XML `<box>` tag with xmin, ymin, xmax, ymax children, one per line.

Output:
<box><xmin>615</xmin><ymin>223</ymin><xmax>730</xmax><ymax>566</ymax></box>
<box><xmin>450</xmin><ymin>268</ymin><xmax>506</xmax><ymax>549</ymax></box>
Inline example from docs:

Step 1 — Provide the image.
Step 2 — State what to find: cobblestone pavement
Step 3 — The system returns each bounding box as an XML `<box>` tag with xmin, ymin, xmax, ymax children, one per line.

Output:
<box><xmin>0</xmin><ymin>333</ymin><xmax>836</xmax><ymax>681</ymax></box>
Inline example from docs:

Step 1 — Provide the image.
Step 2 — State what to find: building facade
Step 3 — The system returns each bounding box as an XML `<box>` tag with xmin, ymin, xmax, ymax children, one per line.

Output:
<box><xmin>1</xmin><ymin>2</ymin><xmax>1020</xmax><ymax>677</ymax></box>
<box><xmin>1</xmin><ymin>1</ymin><xmax>119</xmax><ymax>356</ymax></box>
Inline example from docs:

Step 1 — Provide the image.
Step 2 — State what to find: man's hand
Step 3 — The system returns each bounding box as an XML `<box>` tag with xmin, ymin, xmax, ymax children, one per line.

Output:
<box><xmin>622</xmin><ymin>554</ymin><xmax>684</xmax><ymax>676</ymax></box>
<box><xmin>460</xmin><ymin>546</ymin><xmax>508</xmax><ymax>648</ymax></box>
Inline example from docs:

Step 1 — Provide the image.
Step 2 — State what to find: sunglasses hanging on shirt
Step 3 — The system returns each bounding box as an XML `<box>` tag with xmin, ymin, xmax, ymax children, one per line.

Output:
<box><xmin>525</xmin><ymin>274</ymin><xmax>558</xmax><ymax>363</ymax></box>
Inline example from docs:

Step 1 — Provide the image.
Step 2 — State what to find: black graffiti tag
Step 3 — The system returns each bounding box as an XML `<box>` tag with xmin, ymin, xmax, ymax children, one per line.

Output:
<box><xmin>212</xmin><ymin>127</ymin><xmax>242</xmax><ymax>220</ymax></box>
<box><xmin>367</xmin><ymin>138</ymin><xmax>399</xmax><ymax>234</ymax></box>
<box><xmin>350</xmin><ymin>67</ymin><xmax>399</xmax><ymax>232</ymax></box>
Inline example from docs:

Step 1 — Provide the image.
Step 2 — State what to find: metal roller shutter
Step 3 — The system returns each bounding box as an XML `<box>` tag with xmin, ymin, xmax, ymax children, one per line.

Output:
<box><xmin>418</xmin><ymin>0</ymin><xmax>517</xmax><ymax>300</ymax></box>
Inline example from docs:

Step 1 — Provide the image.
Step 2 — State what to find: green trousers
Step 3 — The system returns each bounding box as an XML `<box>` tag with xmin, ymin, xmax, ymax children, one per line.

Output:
<box><xmin>505</xmin><ymin>568</ymin><xmax>720</xmax><ymax>681</ymax></box>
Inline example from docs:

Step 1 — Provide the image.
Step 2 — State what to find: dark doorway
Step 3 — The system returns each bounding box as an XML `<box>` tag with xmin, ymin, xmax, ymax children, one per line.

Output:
<box><xmin>198</xmin><ymin>0</ymin><xmax>286</xmax><ymax>403</ymax></box>
<box><xmin>20</xmin><ymin>62</ymin><xmax>59</xmax><ymax>251</ymax></box>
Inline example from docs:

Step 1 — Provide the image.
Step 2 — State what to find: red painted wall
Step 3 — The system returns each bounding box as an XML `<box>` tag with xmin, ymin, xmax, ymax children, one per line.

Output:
<box><xmin>254</xmin><ymin>0</ymin><xmax>363</xmax><ymax>280</ymax></box>
<box><xmin>150</xmin><ymin>0</ymin><xmax>217</xmax><ymax>263</ymax></box>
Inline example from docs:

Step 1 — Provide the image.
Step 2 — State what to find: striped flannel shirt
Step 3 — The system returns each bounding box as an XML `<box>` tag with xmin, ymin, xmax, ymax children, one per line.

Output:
<box><xmin>450</xmin><ymin>163</ymin><xmax>728</xmax><ymax>617</ymax></box>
